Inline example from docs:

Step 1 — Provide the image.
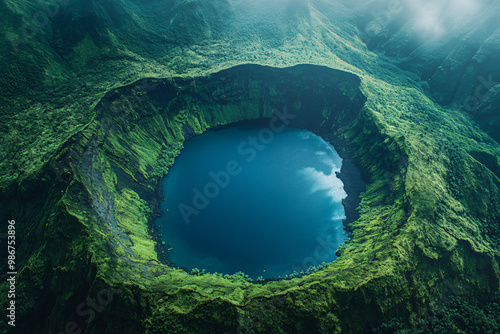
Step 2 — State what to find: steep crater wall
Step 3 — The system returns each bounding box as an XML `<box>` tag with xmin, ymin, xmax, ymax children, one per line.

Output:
<box><xmin>5</xmin><ymin>64</ymin><xmax>499</xmax><ymax>333</ymax></box>
<box><xmin>70</xmin><ymin>64</ymin><xmax>376</xmax><ymax>270</ymax></box>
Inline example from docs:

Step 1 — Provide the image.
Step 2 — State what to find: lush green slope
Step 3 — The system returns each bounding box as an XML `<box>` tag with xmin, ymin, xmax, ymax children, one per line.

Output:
<box><xmin>1</xmin><ymin>1</ymin><xmax>499</xmax><ymax>333</ymax></box>
<box><xmin>346</xmin><ymin>0</ymin><xmax>500</xmax><ymax>141</ymax></box>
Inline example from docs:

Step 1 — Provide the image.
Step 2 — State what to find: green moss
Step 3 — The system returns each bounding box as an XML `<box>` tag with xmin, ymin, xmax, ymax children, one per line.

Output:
<box><xmin>1</xmin><ymin>1</ymin><xmax>499</xmax><ymax>330</ymax></box>
<box><xmin>2</xmin><ymin>61</ymin><xmax>500</xmax><ymax>333</ymax></box>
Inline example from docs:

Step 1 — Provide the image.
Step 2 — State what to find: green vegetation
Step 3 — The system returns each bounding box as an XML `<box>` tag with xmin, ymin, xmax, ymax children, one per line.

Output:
<box><xmin>375</xmin><ymin>291</ymin><xmax>500</xmax><ymax>334</ymax></box>
<box><xmin>1</xmin><ymin>1</ymin><xmax>499</xmax><ymax>333</ymax></box>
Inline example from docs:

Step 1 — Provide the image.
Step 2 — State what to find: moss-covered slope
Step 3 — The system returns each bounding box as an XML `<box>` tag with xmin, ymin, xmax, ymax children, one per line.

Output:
<box><xmin>1</xmin><ymin>1</ymin><xmax>500</xmax><ymax>333</ymax></box>
<box><xmin>1</xmin><ymin>63</ymin><xmax>499</xmax><ymax>333</ymax></box>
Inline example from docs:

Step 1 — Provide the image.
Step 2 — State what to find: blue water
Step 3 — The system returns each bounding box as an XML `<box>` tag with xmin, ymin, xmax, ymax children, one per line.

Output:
<box><xmin>156</xmin><ymin>124</ymin><xmax>347</xmax><ymax>279</ymax></box>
